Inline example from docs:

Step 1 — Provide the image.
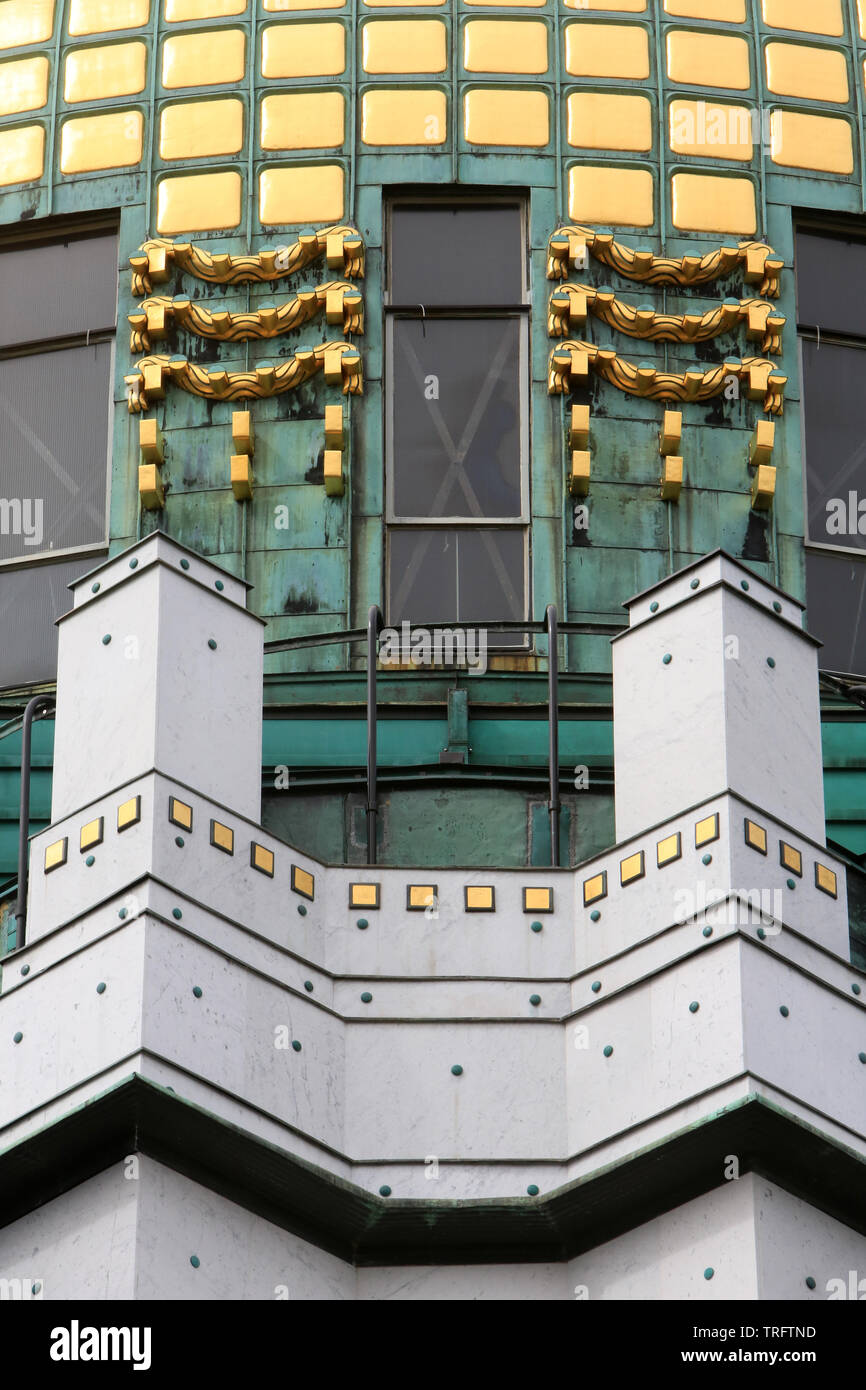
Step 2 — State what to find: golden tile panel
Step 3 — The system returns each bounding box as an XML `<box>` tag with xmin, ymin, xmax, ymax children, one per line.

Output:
<box><xmin>166</xmin><ymin>0</ymin><xmax>246</xmax><ymax>17</ymax></box>
<box><xmin>463</xmin><ymin>19</ymin><xmax>548</xmax><ymax>74</ymax></box>
<box><xmin>815</xmin><ymin>863</ymin><xmax>838</xmax><ymax>898</ymax></box>
<box><xmin>157</xmin><ymin>170</ymin><xmax>242</xmax><ymax>233</ymax></box>
<box><xmin>566</xmin><ymin>0</ymin><xmax>646</xmax><ymax>8</ymax></box>
<box><xmin>44</xmin><ymin>837</ymin><xmax>67</xmax><ymax>872</ymax></box>
<box><xmin>469</xmin><ymin>0</ymin><xmax>547</xmax><ymax>6</ymax></box>
<box><xmin>666</xmin><ymin>30</ymin><xmax>750</xmax><ymax>90</ymax></box>
<box><xmin>80</xmin><ymin>817</ymin><xmax>104</xmax><ymax>851</ymax></box>
<box><xmin>567</xmin><ymin>92</ymin><xmax>652</xmax><ymax>151</ymax></box>
<box><xmin>64</xmin><ymin>41</ymin><xmax>147</xmax><ymax>103</ymax></box>
<box><xmin>762</xmin><ymin>0</ymin><xmax>842</xmax><ymax>36</ymax></box>
<box><xmin>362</xmin><ymin>19</ymin><xmax>446</xmax><ymax>73</ymax></box>
<box><xmin>362</xmin><ymin>88</ymin><xmax>446</xmax><ymax>144</ymax></box>
<box><xmin>267</xmin><ymin>0</ymin><xmax>344</xmax><ymax>8</ymax></box>
<box><xmin>0</xmin><ymin>56</ymin><xmax>49</xmax><ymax>118</ymax></box>
<box><xmin>860</xmin><ymin>0</ymin><xmax>866</xmax><ymax>40</ymax></box>
<box><xmin>523</xmin><ymin>886</ymin><xmax>553</xmax><ymax>912</ymax></box>
<box><xmin>565</xmin><ymin>23</ymin><xmax>650</xmax><ymax>79</ymax></box>
<box><xmin>583</xmin><ymin>870</ymin><xmax>607</xmax><ymax>905</ymax></box>
<box><xmin>568</xmin><ymin>164</ymin><xmax>654</xmax><ymax>227</ymax></box>
<box><xmin>765</xmin><ymin>41</ymin><xmax>848</xmax><ymax>103</ymax></box>
<box><xmin>350</xmin><ymin>882</ymin><xmax>380</xmax><ymax>908</ymax></box>
<box><xmin>118</xmin><ymin>795</ymin><xmax>141</xmax><ymax>830</ymax></box>
<box><xmin>465</xmin><ymin>884</ymin><xmax>495</xmax><ymax>910</ymax></box>
<box><xmin>407</xmin><ymin>883</ymin><xmax>436</xmax><ymax>909</ymax></box>
<box><xmin>251</xmin><ymin>842</ymin><xmax>275</xmax><ymax>876</ymax></box>
<box><xmin>671</xmin><ymin>172</ymin><xmax>756</xmax><ymax>233</ymax></box>
<box><xmin>669</xmin><ymin>98</ymin><xmax>753</xmax><ymax>160</ymax></box>
<box><xmin>68</xmin><ymin>0</ymin><xmax>149</xmax><ymax>35</ymax></box>
<box><xmin>169</xmin><ymin>797</ymin><xmax>193</xmax><ymax>829</ymax></box>
<box><xmin>657</xmin><ymin>832</ymin><xmax>682</xmax><ymax>867</ymax></box>
<box><xmin>664</xmin><ymin>0</ymin><xmax>745</xmax><ymax>16</ymax></box>
<box><xmin>364</xmin><ymin>0</ymin><xmax>441</xmax><ymax>6</ymax></box>
<box><xmin>779</xmin><ymin>841</ymin><xmax>802</xmax><ymax>876</ymax></box>
<box><xmin>695</xmin><ymin>812</ymin><xmax>719</xmax><ymax>846</ymax></box>
<box><xmin>463</xmin><ymin>87</ymin><xmax>549</xmax><ymax>146</ymax></box>
<box><xmin>262</xmin><ymin>21</ymin><xmax>345</xmax><ymax>77</ymax></box>
<box><xmin>61</xmin><ymin>109</ymin><xmax>144</xmax><ymax>172</ymax></box>
<box><xmin>160</xmin><ymin>98</ymin><xmax>244</xmax><ymax>159</ymax></box>
<box><xmin>0</xmin><ymin>123</ymin><xmax>44</xmax><ymax>185</ymax></box>
<box><xmin>259</xmin><ymin>163</ymin><xmax>344</xmax><ymax>224</ymax></box>
<box><xmin>211</xmin><ymin>819</ymin><xmax>235</xmax><ymax>854</ymax></box>
<box><xmin>770</xmin><ymin>108</ymin><xmax>853</xmax><ymax>173</ymax></box>
<box><xmin>162</xmin><ymin>29</ymin><xmax>246</xmax><ymax>88</ymax></box>
<box><xmin>261</xmin><ymin>91</ymin><xmax>345</xmax><ymax>149</ymax></box>
<box><xmin>0</xmin><ymin>0</ymin><xmax>54</xmax><ymax>51</ymax></box>
<box><xmin>744</xmin><ymin>817</ymin><xmax>768</xmax><ymax>853</ymax></box>
<box><xmin>620</xmin><ymin>849</ymin><xmax>645</xmax><ymax>885</ymax></box>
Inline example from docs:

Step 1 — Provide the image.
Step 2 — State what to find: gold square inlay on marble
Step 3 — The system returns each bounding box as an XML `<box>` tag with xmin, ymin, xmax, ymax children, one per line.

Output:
<box><xmin>463</xmin><ymin>88</ymin><xmax>549</xmax><ymax>146</ymax></box>
<box><xmin>671</xmin><ymin>172</ymin><xmax>756</xmax><ymax>234</ymax></box>
<box><xmin>770</xmin><ymin>109</ymin><xmax>853</xmax><ymax>174</ymax></box>
<box><xmin>261</xmin><ymin>92</ymin><xmax>345</xmax><ymax>149</ymax></box>
<box><xmin>565</xmin><ymin>23</ymin><xmax>650</xmax><ymax>79</ymax></box>
<box><xmin>251</xmin><ymin>842</ymin><xmax>275</xmax><ymax>876</ymax></box>
<box><xmin>262</xmin><ymin>22</ymin><xmax>346</xmax><ymax>77</ymax></box>
<box><xmin>69</xmin><ymin>0</ymin><xmax>149</xmax><ymax>35</ymax></box>
<box><xmin>464</xmin><ymin>19</ymin><xmax>548</xmax><ymax>74</ymax></box>
<box><xmin>350</xmin><ymin>882</ymin><xmax>380</xmax><ymax>908</ymax></box>
<box><xmin>162</xmin><ymin>29</ymin><xmax>246</xmax><ymax>88</ymax></box>
<box><xmin>80</xmin><ymin>817</ymin><xmax>104</xmax><ymax>852</ymax></box>
<box><xmin>567</xmin><ymin>92</ymin><xmax>652</xmax><ymax>152</ymax></box>
<box><xmin>259</xmin><ymin>163</ymin><xmax>344</xmax><ymax>225</ymax></box>
<box><xmin>0</xmin><ymin>124</ymin><xmax>45</xmax><ymax>186</ymax></box>
<box><xmin>815</xmin><ymin>863</ymin><xmax>837</xmax><ymax>898</ymax></box>
<box><xmin>569</xmin><ymin>164</ymin><xmax>654</xmax><ymax>227</ymax></box>
<box><xmin>583</xmin><ymin>871</ymin><xmax>607</xmax><ymax>906</ymax></box>
<box><xmin>44</xmin><ymin>837</ymin><xmax>68</xmax><ymax>873</ymax></box>
<box><xmin>523</xmin><ymin>886</ymin><xmax>553</xmax><ymax>913</ymax></box>
<box><xmin>157</xmin><ymin>170</ymin><xmax>242</xmax><ymax>233</ymax></box>
<box><xmin>765</xmin><ymin>41</ymin><xmax>848</xmax><ymax>103</ymax></box>
<box><xmin>118</xmin><ymin>795</ymin><xmax>141</xmax><ymax>831</ymax></box>
<box><xmin>762</xmin><ymin>0</ymin><xmax>842</xmax><ymax>36</ymax></box>
<box><xmin>292</xmin><ymin>865</ymin><xmax>315</xmax><ymax>899</ymax></box>
<box><xmin>362</xmin><ymin>19</ymin><xmax>446</xmax><ymax>73</ymax></box>
<box><xmin>695</xmin><ymin>813</ymin><xmax>719</xmax><ymax>847</ymax></box>
<box><xmin>657</xmin><ymin>832</ymin><xmax>682</xmax><ymax>867</ymax></box>
<box><xmin>407</xmin><ymin>883</ymin><xmax>436</xmax><ymax>910</ymax></box>
<box><xmin>0</xmin><ymin>0</ymin><xmax>54</xmax><ymax>51</ymax></box>
<box><xmin>669</xmin><ymin>98</ymin><xmax>753</xmax><ymax>161</ymax></box>
<box><xmin>0</xmin><ymin>56</ymin><xmax>49</xmax><ymax>118</ymax></box>
<box><xmin>465</xmin><ymin>885</ymin><xmax>495</xmax><ymax>911</ymax></box>
<box><xmin>620</xmin><ymin>850</ymin><xmax>645</xmax><ymax>886</ymax></box>
<box><xmin>362</xmin><ymin>88</ymin><xmax>446</xmax><ymax>145</ymax></box>
<box><xmin>61</xmin><ymin>110</ymin><xmax>144</xmax><ymax>172</ymax></box>
<box><xmin>779</xmin><ymin>841</ymin><xmax>802</xmax><ymax>876</ymax></box>
<box><xmin>160</xmin><ymin>98</ymin><xmax>244</xmax><ymax>160</ymax></box>
<box><xmin>211</xmin><ymin>819</ymin><xmax>235</xmax><ymax>855</ymax></box>
<box><xmin>65</xmin><ymin>41</ymin><xmax>147</xmax><ymax>103</ymax></box>
<box><xmin>666</xmin><ymin>30</ymin><xmax>750</xmax><ymax>90</ymax></box>
<box><xmin>744</xmin><ymin>818</ymin><xmax>768</xmax><ymax>854</ymax></box>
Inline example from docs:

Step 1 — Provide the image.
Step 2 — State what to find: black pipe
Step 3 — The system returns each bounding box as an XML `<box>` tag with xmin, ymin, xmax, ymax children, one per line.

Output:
<box><xmin>546</xmin><ymin>605</ymin><xmax>560</xmax><ymax>868</ymax></box>
<box><xmin>15</xmin><ymin>694</ymin><xmax>55</xmax><ymax>949</ymax></box>
<box><xmin>366</xmin><ymin>605</ymin><xmax>383</xmax><ymax>865</ymax></box>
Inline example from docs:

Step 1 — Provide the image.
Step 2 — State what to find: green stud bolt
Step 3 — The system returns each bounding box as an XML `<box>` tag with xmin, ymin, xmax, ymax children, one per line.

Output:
<box><xmin>591</xmin><ymin>981</ymin><xmax>602</xmax><ymax>993</ymax></box>
<box><xmin>379</xmin><ymin>1185</ymin><xmax>392</xmax><ymax>1197</ymax></box>
<box><xmin>757</xmin><ymin>927</ymin><xmax>766</xmax><ymax>941</ymax></box>
<box><xmin>298</xmin><ymin>904</ymin><xmax>307</xmax><ymax>916</ymax></box>
<box><xmin>85</xmin><ymin>855</ymin><xmax>95</xmax><ymax>866</ymax></box>
<box><xmin>773</xmin><ymin>601</ymin><xmax>782</xmax><ymax>613</ymax></box>
<box><xmin>31</xmin><ymin>1282</ymin><xmax>41</xmax><ymax>1296</ymax></box>
<box><xmin>787</xmin><ymin>878</ymin><xmax>796</xmax><ymax>890</ymax></box>
<box><xmin>20</xmin><ymin>964</ymin><xmax>29</xmax><ymax>976</ymax></box>
<box><xmin>119</xmin><ymin>908</ymin><xmax>127</xmax><ymax>920</ymax></box>
<box><xmin>662</xmin><ymin>653</ymin><xmax>672</xmax><ymax>665</ymax></box>
<box><xmin>703</xmin><ymin>926</ymin><xmax>713</xmax><ymax>938</ymax></box>
<box><xmin>304</xmin><ymin>981</ymin><xmax>314</xmax><ymax>992</ymax></box>
<box><xmin>590</xmin><ymin>909</ymin><xmax>601</xmax><ymax>922</ymax></box>
<box><xmin>13</xmin><ymin>1032</ymin><xmax>23</xmax><ymax>1044</ymax></box>
<box><xmin>767</xmin><ymin>657</ymin><xmax>776</xmax><ymax>668</ymax></box>
<box><xmin>180</xmin><ymin>559</ymin><xmax>190</xmax><ymax>571</ymax></box>
<box><xmin>704</xmin><ymin>1268</ymin><xmax>714</xmax><ymax>1281</ymax></box>
<box><xmin>172</xmin><ymin>908</ymin><xmax>182</xmax><ymax>920</ymax></box>
<box><xmin>190</xmin><ymin>1255</ymin><xmax>200</xmax><ymax>1268</ymax></box>
<box><xmin>805</xmin><ymin>1276</ymin><xmax>816</xmax><ymax>1290</ymax></box>
<box><xmin>859</xmin><ymin>1052</ymin><xmax>866</xmax><ymax>1064</ymax></box>
<box><xmin>530</xmin><ymin>921</ymin><xmax>543</xmax><ymax>933</ymax></box>
<box><xmin>102</xmin><ymin>634</ymin><xmax>111</xmax><ymax>645</ymax></box>
<box><xmin>175</xmin><ymin>836</ymin><xmax>184</xmax><ymax>847</ymax></box>
<box><xmin>529</xmin><ymin>994</ymin><xmax>541</xmax><ymax>1006</ymax></box>
<box><xmin>689</xmin><ymin>1001</ymin><xmax>700</xmax><ymax>1014</ymax></box>
<box><xmin>852</xmin><ymin>983</ymin><xmax>862</xmax><ymax>996</ymax></box>
<box><xmin>740</xmin><ymin>580</ymin><xmax>749</xmax><ymax>591</ymax></box>
<box><xmin>192</xmin><ymin>986</ymin><xmax>203</xmax><ymax>999</ymax></box>
<box><xmin>91</xmin><ymin>582</ymin><xmax>100</xmax><ymax>593</ymax></box>
<box><xmin>779</xmin><ymin>1005</ymin><xmax>789</xmax><ymax>1017</ymax></box>
<box><xmin>451</xmin><ymin>1064</ymin><xmax>463</xmax><ymax>1076</ymax></box>
<box><xmin>650</xmin><ymin>601</ymin><xmax>659</xmax><ymax>612</ymax></box>
<box><xmin>527</xmin><ymin>1184</ymin><xmax>540</xmax><ymax>1196</ymax></box>
<box><xmin>356</xmin><ymin>918</ymin><xmax>368</xmax><ymax>929</ymax></box>
<box><xmin>602</xmin><ymin>1045</ymin><xmax>613</xmax><ymax>1058</ymax></box>
<box><xmin>129</xmin><ymin>558</ymin><xmax>138</xmax><ymax>570</ymax></box>
<box><xmin>292</xmin><ymin>1040</ymin><xmax>302</xmax><ymax>1052</ymax></box>
<box><xmin>215</xmin><ymin>580</ymin><xmax>224</xmax><ymax>591</ymax></box>
<box><xmin>361</xmin><ymin>991</ymin><xmax>373</xmax><ymax>1003</ymax></box>
<box><xmin>690</xmin><ymin>578</ymin><xmax>700</xmax><ymax>590</ymax></box>
<box><xmin>702</xmin><ymin>853</ymin><xmax>712</xmax><ymax>865</ymax></box>
<box><xmin>96</xmin><ymin>982</ymin><xmax>106</xmax><ymax>995</ymax></box>
<box><xmin>208</xmin><ymin>639</ymin><xmax>217</xmax><ymax>650</ymax></box>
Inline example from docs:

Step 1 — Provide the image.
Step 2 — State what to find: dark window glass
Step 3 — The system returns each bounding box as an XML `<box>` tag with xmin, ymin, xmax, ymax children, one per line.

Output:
<box><xmin>389</xmin><ymin>204</ymin><xmax>523</xmax><ymax>306</ymax></box>
<box><xmin>389</xmin><ymin>529</ymin><xmax>525</xmax><ymax>646</ymax></box>
<box><xmin>805</xmin><ymin>551</ymin><xmax>866</xmax><ymax>675</ymax></box>
<box><xmin>796</xmin><ymin>229</ymin><xmax>866</xmax><ymax>336</ymax></box>
<box><xmin>0</xmin><ymin>231</ymin><xmax>117</xmax><ymax>348</ymax></box>
<box><xmin>391</xmin><ymin>318</ymin><xmax>521</xmax><ymax>519</ymax></box>
<box><xmin>0</xmin><ymin>559</ymin><xmax>92</xmax><ymax>688</ymax></box>
<box><xmin>801</xmin><ymin>339</ymin><xmax>866</xmax><ymax>553</ymax></box>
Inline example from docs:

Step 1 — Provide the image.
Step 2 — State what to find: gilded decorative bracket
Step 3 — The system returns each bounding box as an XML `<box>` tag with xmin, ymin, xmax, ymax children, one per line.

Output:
<box><xmin>547</xmin><ymin>226</ymin><xmax>783</xmax><ymax>299</ymax></box>
<box><xmin>125</xmin><ymin>341</ymin><xmax>362</xmax><ymax>413</ymax></box>
<box><xmin>129</xmin><ymin>226</ymin><xmax>365</xmax><ymax>296</ymax></box>
<box><xmin>129</xmin><ymin>282</ymin><xmax>364</xmax><ymax>353</ymax></box>
<box><xmin>548</xmin><ymin>286</ymin><xmax>785</xmax><ymax>355</ymax></box>
<box><xmin>548</xmin><ymin>342</ymin><xmax>787</xmax><ymax>415</ymax></box>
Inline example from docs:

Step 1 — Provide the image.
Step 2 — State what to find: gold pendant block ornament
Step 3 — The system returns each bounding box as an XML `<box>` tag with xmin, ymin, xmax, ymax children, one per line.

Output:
<box><xmin>128</xmin><ymin>281</ymin><xmax>364</xmax><ymax>353</ymax></box>
<box><xmin>548</xmin><ymin>342</ymin><xmax>787</xmax><ymax>415</ymax></box>
<box><xmin>125</xmin><ymin>342</ymin><xmax>362</xmax><ymax>413</ymax></box>
<box><xmin>548</xmin><ymin>285</ymin><xmax>785</xmax><ymax>356</ymax></box>
<box><xmin>546</xmin><ymin>227</ymin><xmax>784</xmax><ymax>300</ymax></box>
<box><xmin>129</xmin><ymin>226</ymin><xmax>365</xmax><ymax>297</ymax></box>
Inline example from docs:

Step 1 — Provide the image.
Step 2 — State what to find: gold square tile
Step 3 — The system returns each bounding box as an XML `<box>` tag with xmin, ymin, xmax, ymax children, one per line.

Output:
<box><xmin>583</xmin><ymin>871</ymin><xmax>607</xmax><ymax>906</ymax></box>
<box><xmin>211</xmin><ymin>820</ymin><xmax>234</xmax><ymax>855</ymax></box>
<box><xmin>568</xmin><ymin>164</ymin><xmax>654</xmax><ymax>227</ymax></box>
<box><xmin>266</xmin><ymin>0</ymin><xmax>345</xmax><ymax>7</ymax></box>
<box><xmin>565</xmin><ymin>22</ymin><xmax>650</xmax><ymax>79</ymax></box>
<box><xmin>762</xmin><ymin>0</ymin><xmax>842</xmax><ymax>36</ymax></box>
<box><xmin>80</xmin><ymin>817</ymin><xmax>104</xmax><ymax>852</ymax></box>
<box><xmin>0</xmin><ymin>124</ymin><xmax>45</xmax><ymax>186</ymax></box>
<box><xmin>407</xmin><ymin>883</ymin><xmax>437</xmax><ymax>910</ymax></box>
<box><xmin>64</xmin><ymin>41</ymin><xmax>147</xmax><ymax>103</ymax></box>
<box><xmin>695</xmin><ymin>813</ymin><xmax>719</xmax><ymax>847</ymax></box>
<box><xmin>463</xmin><ymin>88</ymin><xmax>549</xmax><ymax>146</ymax></box>
<box><xmin>465</xmin><ymin>884</ymin><xmax>495</xmax><ymax>911</ymax></box>
<box><xmin>815</xmin><ymin>863</ymin><xmax>837</xmax><ymax>898</ymax></box>
<box><xmin>769</xmin><ymin>110</ymin><xmax>853</xmax><ymax>174</ymax></box>
<box><xmin>60</xmin><ymin>110</ymin><xmax>144</xmax><ymax>173</ymax></box>
<box><xmin>362</xmin><ymin>89</ymin><xmax>447</xmax><ymax>145</ymax></box>
<box><xmin>464</xmin><ymin>19</ymin><xmax>548</xmax><ymax>74</ymax></box>
<box><xmin>0</xmin><ymin>0</ymin><xmax>55</xmax><ymax>51</ymax></box>
<box><xmin>169</xmin><ymin>797</ymin><xmax>193</xmax><ymax>831</ymax></box>
<box><xmin>0</xmin><ymin>56</ymin><xmax>49</xmax><ymax>119</ymax></box>
<box><xmin>657</xmin><ymin>832</ymin><xmax>682</xmax><ymax>867</ymax></box>
<box><xmin>664</xmin><ymin>0</ymin><xmax>744</xmax><ymax>16</ymax></box>
<box><xmin>69</xmin><ymin>0</ymin><xmax>150</xmax><ymax>35</ymax></box>
<box><xmin>162</xmin><ymin>29</ymin><xmax>246</xmax><ymax>88</ymax></box>
<box><xmin>350</xmin><ymin>882</ymin><xmax>380</xmax><ymax>909</ymax></box>
<box><xmin>363</xmin><ymin>18</ymin><xmax>446</xmax><ymax>73</ymax></box>
<box><xmin>292</xmin><ymin>865</ymin><xmax>315</xmax><ymax>900</ymax></box>
<box><xmin>567</xmin><ymin>92</ymin><xmax>652</xmax><ymax>152</ymax></box>
<box><xmin>671</xmin><ymin>173</ymin><xmax>756</xmax><ymax>234</ymax></box>
<box><xmin>259</xmin><ymin>164</ymin><xmax>344</xmax><ymax>226</ymax></box>
<box><xmin>261</xmin><ymin>91</ymin><xmax>345</xmax><ymax>150</ymax></box>
<box><xmin>118</xmin><ymin>795</ymin><xmax>141</xmax><ymax>831</ymax></box>
<box><xmin>156</xmin><ymin>171</ymin><xmax>242</xmax><ymax>234</ymax></box>
<box><xmin>44</xmin><ymin>837</ymin><xmax>68</xmax><ymax>873</ymax></box>
<box><xmin>669</xmin><ymin>99</ymin><xmax>753</xmax><ymax>161</ymax></box>
<box><xmin>160</xmin><ymin>98</ymin><xmax>243</xmax><ymax>160</ymax></box>
<box><xmin>620</xmin><ymin>850</ymin><xmax>645</xmax><ymax>886</ymax></box>
<box><xmin>567</xmin><ymin>0</ymin><xmax>646</xmax><ymax>8</ymax></box>
<box><xmin>261</xmin><ymin>21</ymin><xmax>345</xmax><ymax>78</ymax></box>
<box><xmin>744</xmin><ymin>818</ymin><xmax>767</xmax><ymax>854</ymax></box>
<box><xmin>779</xmin><ymin>841</ymin><xmax>802</xmax><ymax>877</ymax></box>
<box><xmin>250</xmin><ymin>843</ymin><xmax>275</xmax><ymax>876</ymax></box>
<box><xmin>523</xmin><ymin>886</ymin><xmax>553</xmax><ymax>913</ymax></box>
<box><xmin>666</xmin><ymin>30</ymin><xmax>750</xmax><ymax>90</ymax></box>
<box><xmin>765</xmin><ymin>41</ymin><xmax>847</xmax><ymax>102</ymax></box>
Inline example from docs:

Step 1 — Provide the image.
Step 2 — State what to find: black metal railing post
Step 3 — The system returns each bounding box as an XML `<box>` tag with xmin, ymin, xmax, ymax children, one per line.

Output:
<box><xmin>16</xmin><ymin>694</ymin><xmax>55</xmax><ymax>949</ymax></box>
<box><xmin>546</xmin><ymin>604</ymin><xmax>560</xmax><ymax>868</ymax></box>
<box><xmin>366</xmin><ymin>605</ymin><xmax>383</xmax><ymax>864</ymax></box>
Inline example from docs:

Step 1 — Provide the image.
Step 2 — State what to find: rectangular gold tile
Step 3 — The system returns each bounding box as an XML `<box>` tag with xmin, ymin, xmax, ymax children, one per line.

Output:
<box><xmin>765</xmin><ymin>42</ymin><xmax>848</xmax><ymax>103</ymax></box>
<box><xmin>859</xmin><ymin>0</ymin><xmax>866</xmax><ymax>40</ymax></box>
<box><xmin>160</xmin><ymin>98</ymin><xmax>244</xmax><ymax>160</ymax></box>
<box><xmin>565</xmin><ymin>22</ymin><xmax>649</xmax><ymax>79</ymax></box>
<box><xmin>363</xmin><ymin>19</ymin><xmax>446</xmax><ymax>73</ymax></box>
<box><xmin>64</xmin><ymin>41</ymin><xmax>147</xmax><ymax>102</ymax></box>
<box><xmin>80</xmin><ymin>817</ymin><xmax>104</xmax><ymax>852</ymax></box>
<box><xmin>770</xmin><ymin>109</ymin><xmax>853</xmax><ymax>173</ymax></box>
<box><xmin>211</xmin><ymin>819</ymin><xmax>234</xmax><ymax>855</ymax></box>
<box><xmin>657</xmin><ymin>832</ymin><xmax>682</xmax><ymax>867</ymax></box>
<box><xmin>44</xmin><ymin>837</ymin><xmax>68</xmax><ymax>872</ymax></box>
<box><xmin>671</xmin><ymin>172</ymin><xmax>756</xmax><ymax>234</ymax></box>
<box><xmin>620</xmin><ymin>850</ymin><xmax>645</xmax><ymax>886</ymax></box>
<box><xmin>465</xmin><ymin>884</ymin><xmax>495</xmax><ymax>911</ymax></box>
<box><xmin>364</xmin><ymin>0</ymin><xmax>440</xmax><ymax>5</ymax></box>
<box><xmin>567</xmin><ymin>92</ymin><xmax>652</xmax><ymax>152</ymax></box>
<box><xmin>0</xmin><ymin>0</ymin><xmax>54</xmax><ymax>50</ymax></box>
<box><xmin>762</xmin><ymin>0</ymin><xmax>842</xmax><ymax>36</ymax></box>
<box><xmin>815</xmin><ymin>863</ymin><xmax>838</xmax><ymax>898</ymax></box>
<box><xmin>744</xmin><ymin>818</ymin><xmax>768</xmax><ymax>854</ymax></box>
<box><xmin>362</xmin><ymin>88</ymin><xmax>446</xmax><ymax>145</ymax></box>
<box><xmin>695</xmin><ymin>812</ymin><xmax>719</xmax><ymax>847</ymax></box>
<box><xmin>583</xmin><ymin>871</ymin><xmax>607</xmax><ymax>906</ymax></box>
<box><xmin>60</xmin><ymin>110</ymin><xmax>143</xmax><ymax>172</ymax></box>
<box><xmin>250</xmin><ymin>842</ymin><xmax>275</xmax><ymax>877</ymax></box>
<box><xmin>567</xmin><ymin>0</ymin><xmax>646</xmax><ymax>8</ymax></box>
<box><xmin>407</xmin><ymin>883</ymin><xmax>437</xmax><ymax>909</ymax></box>
<box><xmin>0</xmin><ymin>123</ymin><xmax>44</xmax><ymax>185</ymax></box>
<box><xmin>666</xmin><ymin>30</ymin><xmax>750</xmax><ymax>89</ymax></box>
<box><xmin>0</xmin><ymin>55</ymin><xmax>49</xmax><ymax>118</ymax></box>
<box><xmin>266</xmin><ymin>0</ymin><xmax>344</xmax><ymax>7</ymax></box>
<box><xmin>292</xmin><ymin>865</ymin><xmax>315</xmax><ymax>899</ymax></box>
<box><xmin>349</xmin><ymin>882</ymin><xmax>380</xmax><ymax>908</ymax></box>
<box><xmin>169</xmin><ymin>796</ymin><xmax>193</xmax><ymax>831</ymax></box>
<box><xmin>262</xmin><ymin>21</ymin><xmax>345</xmax><ymax>78</ymax></box>
<box><xmin>779</xmin><ymin>841</ymin><xmax>802</xmax><ymax>876</ymax></box>
<box><xmin>664</xmin><ymin>0</ymin><xmax>744</xmax><ymax>16</ymax></box>
<box><xmin>259</xmin><ymin>164</ymin><xmax>344</xmax><ymax>225</ymax></box>
<box><xmin>669</xmin><ymin>98</ymin><xmax>753</xmax><ymax>161</ymax></box>
<box><xmin>261</xmin><ymin>91</ymin><xmax>345</xmax><ymax>149</ymax></box>
<box><xmin>118</xmin><ymin>795</ymin><xmax>141</xmax><ymax>831</ymax></box>
<box><xmin>464</xmin><ymin>19</ymin><xmax>548</xmax><ymax>74</ymax></box>
<box><xmin>162</xmin><ymin>29</ymin><xmax>246</xmax><ymax>87</ymax></box>
<box><xmin>166</xmin><ymin>0</ymin><xmax>246</xmax><ymax>17</ymax></box>
<box><xmin>69</xmin><ymin>0</ymin><xmax>150</xmax><ymax>35</ymax></box>
<box><xmin>523</xmin><ymin>886</ymin><xmax>553</xmax><ymax>913</ymax></box>
<box><xmin>157</xmin><ymin>170</ymin><xmax>242</xmax><ymax>233</ymax></box>
<box><xmin>568</xmin><ymin>164</ymin><xmax>654</xmax><ymax>227</ymax></box>
<box><xmin>463</xmin><ymin>88</ymin><xmax>549</xmax><ymax>146</ymax></box>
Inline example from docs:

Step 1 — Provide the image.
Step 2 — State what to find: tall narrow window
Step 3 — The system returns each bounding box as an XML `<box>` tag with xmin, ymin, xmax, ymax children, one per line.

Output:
<box><xmin>796</xmin><ymin>222</ymin><xmax>866</xmax><ymax>676</ymax></box>
<box><xmin>385</xmin><ymin>198</ymin><xmax>529</xmax><ymax>646</ymax></box>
